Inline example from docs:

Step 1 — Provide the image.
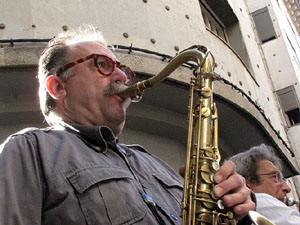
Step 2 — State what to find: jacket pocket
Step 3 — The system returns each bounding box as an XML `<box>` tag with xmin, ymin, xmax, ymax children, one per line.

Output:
<box><xmin>67</xmin><ymin>165</ymin><xmax>146</xmax><ymax>225</ymax></box>
<box><xmin>150</xmin><ymin>173</ymin><xmax>183</xmax><ymax>224</ymax></box>
<box><xmin>153</xmin><ymin>173</ymin><xmax>183</xmax><ymax>204</ymax></box>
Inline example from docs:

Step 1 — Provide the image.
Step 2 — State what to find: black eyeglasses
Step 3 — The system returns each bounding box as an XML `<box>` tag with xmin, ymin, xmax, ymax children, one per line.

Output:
<box><xmin>56</xmin><ymin>54</ymin><xmax>135</xmax><ymax>85</ymax></box>
<box><xmin>257</xmin><ymin>171</ymin><xmax>284</xmax><ymax>184</ymax></box>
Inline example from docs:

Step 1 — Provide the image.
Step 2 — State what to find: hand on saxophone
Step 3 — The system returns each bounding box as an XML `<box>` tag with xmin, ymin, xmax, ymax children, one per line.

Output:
<box><xmin>213</xmin><ymin>161</ymin><xmax>256</xmax><ymax>219</ymax></box>
<box><xmin>179</xmin><ymin>161</ymin><xmax>256</xmax><ymax>220</ymax></box>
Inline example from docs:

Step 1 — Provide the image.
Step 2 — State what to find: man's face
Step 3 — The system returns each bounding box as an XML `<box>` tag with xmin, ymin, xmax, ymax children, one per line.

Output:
<box><xmin>249</xmin><ymin>160</ymin><xmax>291</xmax><ymax>202</ymax></box>
<box><xmin>59</xmin><ymin>41</ymin><xmax>131</xmax><ymax>135</ymax></box>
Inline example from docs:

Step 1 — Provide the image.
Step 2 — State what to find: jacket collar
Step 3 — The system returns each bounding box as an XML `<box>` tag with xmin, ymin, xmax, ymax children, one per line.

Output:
<box><xmin>57</xmin><ymin>122</ymin><xmax>118</xmax><ymax>152</ymax></box>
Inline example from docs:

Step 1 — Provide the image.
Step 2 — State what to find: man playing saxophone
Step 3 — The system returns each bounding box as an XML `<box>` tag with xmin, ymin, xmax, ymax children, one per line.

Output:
<box><xmin>0</xmin><ymin>25</ymin><xmax>255</xmax><ymax>225</ymax></box>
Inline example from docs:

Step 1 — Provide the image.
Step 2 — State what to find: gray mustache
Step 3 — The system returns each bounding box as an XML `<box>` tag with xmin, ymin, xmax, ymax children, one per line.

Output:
<box><xmin>104</xmin><ymin>81</ymin><xmax>128</xmax><ymax>96</ymax></box>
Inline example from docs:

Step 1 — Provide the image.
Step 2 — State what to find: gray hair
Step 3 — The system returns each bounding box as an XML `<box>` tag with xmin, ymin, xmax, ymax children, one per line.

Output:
<box><xmin>38</xmin><ymin>24</ymin><xmax>108</xmax><ymax>125</ymax></box>
<box><xmin>228</xmin><ymin>144</ymin><xmax>282</xmax><ymax>185</ymax></box>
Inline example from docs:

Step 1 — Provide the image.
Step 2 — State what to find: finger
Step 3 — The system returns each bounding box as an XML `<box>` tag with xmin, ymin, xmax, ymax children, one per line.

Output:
<box><xmin>213</xmin><ymin>173</ymin><xmax>244</xmax><ymax>198</ymax></box>
<box><xmin>179</xmin><ymin>166</ymin><xmax>185</xmax><ymax>178</ymax></box>
<box><xmin>222</xmin><ymin>184</ymin><xmax>250</xmax><ymax>207</ymax></box>
<box><xmin>214</xmin><ymin>161</ymin><xmax>236</xmax><ymax>183</ymax></box>
<box><xmin>232</xmin><ymin>197</ymin><xmax>256</xmax><ymax>216</ymax></box>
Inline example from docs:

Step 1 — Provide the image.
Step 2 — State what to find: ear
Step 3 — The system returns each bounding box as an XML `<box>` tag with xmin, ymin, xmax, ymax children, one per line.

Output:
<box><xmin>45</xmin><ymin>75</ymin><xmax>66</xmax><ymax>100</ymax></box>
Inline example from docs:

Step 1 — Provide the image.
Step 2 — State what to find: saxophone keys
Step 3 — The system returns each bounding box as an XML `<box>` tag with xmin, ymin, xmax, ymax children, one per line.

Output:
<box><xmin>201</xmin><ymin>107</ymin><xmax>211</xmax><ymax>118</ymax></box>
<box><xmin>212</xmin><ymin>161</ymin><xmax>219</xmax><ymax>171</ymax></box>
<box><xmin>198</xmin><ymin>213</ymin><xmax>213</xmax><ymax>224</ymax></box>
<box><xmin>217</xmin><ymin>199</ymin><xmax>225</xmax><ymax>210</ymax></box>
<box><xmin>210</xmin><ymin>174</ymin><xmax>215</xmax><ymax>183</ymax></box>
<box><xmin>200</xmin><ymin>86</ymin><xmax>212</xmax><ymax>98</ymax></box>
<box><xmin>200</xmin><ymin>164</ymin><xmax>214</xmax><ymax>184</ymax></box>
<box><xmin>226</xmin><ymin>211</ymin><xmax>234</xmax><ymax>219</ymax></box>
<box><xmin>211</xmin><ymin>191</ymin><xmax>218</xmax><ymax>200</ymax></box>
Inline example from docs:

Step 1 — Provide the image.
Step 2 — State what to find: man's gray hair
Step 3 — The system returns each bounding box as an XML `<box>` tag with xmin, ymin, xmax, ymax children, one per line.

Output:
<box><xmin>38</xmin><ymin>24</ymin><xmax>108</xmax><ymax>125</ymax></box>
<box><xmin>228</xmin><ymin>144</ymin><xmax>282</xmax><ymax>185</ymax></box>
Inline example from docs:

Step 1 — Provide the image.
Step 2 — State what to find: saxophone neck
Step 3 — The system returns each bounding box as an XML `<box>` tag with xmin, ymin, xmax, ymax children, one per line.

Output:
<box><xmin>117</xmin><ymin>46</ymin><xmax>214</xmax><ymax>101</ymax></box>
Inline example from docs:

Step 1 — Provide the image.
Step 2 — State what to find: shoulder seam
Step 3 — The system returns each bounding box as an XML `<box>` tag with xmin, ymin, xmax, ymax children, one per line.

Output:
<box><xmin>27</xmin><ymin>132</ymin><xmax>48</xmax><ymax>209</ymax></box>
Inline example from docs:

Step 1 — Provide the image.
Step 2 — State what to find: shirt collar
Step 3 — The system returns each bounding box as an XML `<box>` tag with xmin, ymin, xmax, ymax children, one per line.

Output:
<box><xmin>57</xmin><ymin>122</ymin><xmax>118</xmax><ymax>152</ymax></box>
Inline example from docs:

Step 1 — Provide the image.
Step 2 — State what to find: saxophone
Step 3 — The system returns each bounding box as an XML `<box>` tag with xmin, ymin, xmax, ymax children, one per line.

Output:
<box><xmin>285</xmin><ymin>197</ymin><xmax>300</xmax><ymax>207</ymax></box>
<box><xmin>179</xmin><ymin>48</ymin><xmax>235</xmax><ymax>225</ymax></box>
<box><xmin>118</xmin><ymin>45</ymin><xmax>274</xmax><ymax>225</ymax></box>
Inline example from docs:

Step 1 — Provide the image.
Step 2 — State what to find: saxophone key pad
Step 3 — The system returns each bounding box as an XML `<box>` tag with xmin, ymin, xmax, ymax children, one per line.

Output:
<box><xmin>217</xmin><ymin>199</ymin><xmax>225</xmax><ymax>210</ymax></box>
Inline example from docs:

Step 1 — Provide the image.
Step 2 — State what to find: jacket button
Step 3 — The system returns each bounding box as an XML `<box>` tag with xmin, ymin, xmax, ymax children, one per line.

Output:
<box><xmin>171</xmin><ymin>214</ymin><xmax>178</xmax><ymax>220</ymax></box>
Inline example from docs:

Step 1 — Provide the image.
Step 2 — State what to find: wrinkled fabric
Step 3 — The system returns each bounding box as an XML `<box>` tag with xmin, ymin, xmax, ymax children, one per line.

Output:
<box><xmin>256</xmin><ymin>193</ymin><xmax>300</xmax><ymax>225</ymax></box>
<box><xmin>0</xmin><ymin>124</ymin><xmax>183</xmax><ymax>225</ymax></box>
<box><xmin>0</xmin><ymin>124</ymin><xmax>252</xmax><ymax>225</ymax></box>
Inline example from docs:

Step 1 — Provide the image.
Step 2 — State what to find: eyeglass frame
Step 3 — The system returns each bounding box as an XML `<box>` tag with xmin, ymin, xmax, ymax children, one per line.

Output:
<box><xmin>56</xmin><ymin>53</ymin><xmax>135</xmax><ymax>85</ymax></box>
<box><xmin>257</xmin><ymin>171</ymin><xmax>286</xmax><ymax>184</ymax></box>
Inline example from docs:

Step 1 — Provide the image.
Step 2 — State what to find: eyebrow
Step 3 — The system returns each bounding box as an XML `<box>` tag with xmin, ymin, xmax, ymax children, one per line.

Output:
<box><xmin>258</xmin><ymin>170</ymin><xmax>279</xmax><ymax>175</ymax></box>
<box><xmin>269</xmin><ymin>171</ymin><xmax>279</xmax><ymax>174</ymax></box>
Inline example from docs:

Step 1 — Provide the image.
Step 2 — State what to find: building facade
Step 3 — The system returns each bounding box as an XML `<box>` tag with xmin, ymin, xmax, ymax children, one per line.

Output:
<box><xmin>246</xmin><ymin>0</ymin><xmax>300</xmax><ymax>202</ymax></box>
<box><xmin>0</xmin><ymin>0</ymin><xmax>299</xmax><ymax>202</ymax></box>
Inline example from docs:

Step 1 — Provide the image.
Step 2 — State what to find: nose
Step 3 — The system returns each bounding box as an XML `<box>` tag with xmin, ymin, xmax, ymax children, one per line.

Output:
<box><xmin>110</xmin><ymin>66</ymin><xmax>128</xmax><ymax>85</ymax></box>
<box><xmin>282</xmin><ymin>180</ymin><xmax>291</xmax><ymax>193</ymax></box>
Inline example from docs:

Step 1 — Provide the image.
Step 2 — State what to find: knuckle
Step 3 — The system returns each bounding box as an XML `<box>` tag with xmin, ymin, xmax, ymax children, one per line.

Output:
<box><xmin>239</xmin><ymin>174</ymin><xmax>246</xmax><ymax>186</ymax></box>
<box><xmin>233</xmin><ymin>173</ymin><xmax>244</xmax><ymax>186</ymax></box>
<box><xmin>228</xmin><ymin>160</ymin><xmax>236</xmax><ymax>170</ymax></box>
<box><xmin>224</xmin><ymin>160</ymin><xmax>236</xmax><ymax>170</ymax></box>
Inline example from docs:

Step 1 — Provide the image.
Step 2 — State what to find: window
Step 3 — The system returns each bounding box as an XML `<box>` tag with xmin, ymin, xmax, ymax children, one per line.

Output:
<box><xmin>277</xmin><ymin>86</ymin><xmax>300</xmax><ymax>126</ymax></box>
<box><xmin>286</xmin><ymin>108</ymin><xmax>300</xmax><ymax>125</ymax></box>
<box><xmin>200</xmin><ymin>2</ymin><xmax>227</xmax><ymax>41</ymax></box>
<box><xmin>199</xmin><ymin>0</ymin><xmax>254</xmax><ymax>75</ymax></box>
<box><xmin>252</xmin><ymin>7</ymin><xmax>277</xmax><ymax>43</ymax></box>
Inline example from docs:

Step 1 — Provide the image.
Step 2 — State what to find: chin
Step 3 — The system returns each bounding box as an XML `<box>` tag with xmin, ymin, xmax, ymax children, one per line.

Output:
<box><xmin>278</xmin><ymin>196</ymin><xmax>285</xmax><ymax>202</ymax></box>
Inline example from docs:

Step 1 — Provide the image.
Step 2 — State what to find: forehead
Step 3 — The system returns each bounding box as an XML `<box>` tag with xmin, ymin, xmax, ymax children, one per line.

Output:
<box><xmin>68</xmin><ymin>41</ymin><xmax>116</xmax><ymax>60</ymax></box>
<box><xmin>257</xmin><ymin>160</ymin><xmax>279</xmax><ymax>173</ymax></box>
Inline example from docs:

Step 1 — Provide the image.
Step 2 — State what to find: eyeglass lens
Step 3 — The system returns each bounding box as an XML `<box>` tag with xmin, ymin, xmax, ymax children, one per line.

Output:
<box><xmin>276</xmin><ymin>172</ymin><xmax>284</xmax><ymax>183</ymax></box>
<box><xmin>258</xmin><ymin>171</ymin><xmax>285</xmax><ymax>183</ymax></box>
<box><xmin>272</xmin><ymin>171</ymin><xmax>283</xmax><ymax>183</ymax></box>
<box><xmin>96</xmin><ymin>56</ymin><xmax>114</xmax><ymax>74</ymax></box>
<box><xmin>96</xmin><ymin>56</ymin><xmax>133</xmax><ymax>84</ymax></box>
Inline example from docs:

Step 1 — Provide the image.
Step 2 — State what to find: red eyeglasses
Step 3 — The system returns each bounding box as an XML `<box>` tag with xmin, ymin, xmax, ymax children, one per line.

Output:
<box><xmin>56</xmin><ymin>54</ymin><xmax>135</xmax><ymax>85</ymax></box>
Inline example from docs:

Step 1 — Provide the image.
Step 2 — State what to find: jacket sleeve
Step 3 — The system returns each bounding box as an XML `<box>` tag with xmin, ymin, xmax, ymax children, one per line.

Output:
<box><xmin>0</xmin><ymin>133</ymin><xmax>43</xmax><ymax>225</ymax></box>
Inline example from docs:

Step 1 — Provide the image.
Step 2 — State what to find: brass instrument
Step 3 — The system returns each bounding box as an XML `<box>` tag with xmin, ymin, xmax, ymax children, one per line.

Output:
<box><xmin>285</xmin><ymin>196</ymin><xmax>300</xmax><ymax>207</ymax></box>
<box><xmin>248</xmin><ymin>211</ymin><xmax>275</xmax><ymax>225</ymax></box>
<box><xmin>118</xmin><ymin>45</ymin><xmax>274</xmax><ymax>225</ymax></box>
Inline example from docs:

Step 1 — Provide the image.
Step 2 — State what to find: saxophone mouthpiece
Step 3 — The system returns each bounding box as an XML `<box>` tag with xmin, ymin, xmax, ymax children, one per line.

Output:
<box><xmin>117</xmin><ymin>82</ymin><xmax>144</xmax><ymax>102</ymax></box>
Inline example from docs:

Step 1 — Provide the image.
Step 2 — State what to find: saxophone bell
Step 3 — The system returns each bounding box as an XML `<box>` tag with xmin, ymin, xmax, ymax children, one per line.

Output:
<box><xmin>248</xmin><ymin>211</ymin><xmax>275</xmax><ymax>225</ymax></box>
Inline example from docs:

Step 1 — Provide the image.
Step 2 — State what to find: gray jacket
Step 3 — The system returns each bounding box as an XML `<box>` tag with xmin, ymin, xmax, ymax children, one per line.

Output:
<box><xmin>0</xmin><ymin>124</ymin><xmax>183</xmax><ymax>225</ymax></box>
<box><xmin>0</xmin><ymin>123</ymin><xmax>252</xmax><ymax>225</ymax></box>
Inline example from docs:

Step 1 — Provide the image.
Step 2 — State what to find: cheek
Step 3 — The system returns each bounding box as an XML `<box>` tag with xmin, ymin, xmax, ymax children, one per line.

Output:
<box><xmin>83</xmin><ymin>77</ymin><xmax>108</xmax><ymax>96</ymax></box>
<box><xmin>269</xmin><ymin>183</ymin><xmax>281</xmax><ymax>195</ymax></box>
<box><xmin>275</xmin><ymin>184</ymin><xmax>282</xmax><ymax>192</ymax></box>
